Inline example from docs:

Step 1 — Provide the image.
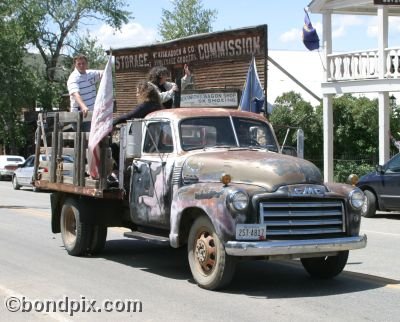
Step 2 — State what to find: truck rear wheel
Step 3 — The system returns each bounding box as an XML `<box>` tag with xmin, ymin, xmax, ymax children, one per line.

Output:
<box><xmin>301</xmin><ymin>251</ymin><xmax>349</xmax><ymax>278</ymax></box>
<box><xmin>88</xmin><ymin>225</ymin><xmax>107</xmax><ymax>255</ymax></box>
<box><xmin>60</xmin><ymin>198</ymin><xmax>90</xmax><ymax>256</ymax></box>
<box><xmin>188</xmin><ymin>216</ymin><xmax>236</xmax><ymax>290</ymax></box>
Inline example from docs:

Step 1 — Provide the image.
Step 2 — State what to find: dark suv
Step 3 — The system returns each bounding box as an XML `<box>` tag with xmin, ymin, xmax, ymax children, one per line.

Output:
<box><xmin>356</xmin><ymin>153</ymin><xmax>400</xmax><ymax>217</ymax></box>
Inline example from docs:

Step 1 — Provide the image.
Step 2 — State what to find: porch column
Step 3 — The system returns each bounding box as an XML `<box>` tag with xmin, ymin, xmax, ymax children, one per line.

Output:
<box><xmin>378</xmin><ymin>93</ymin><xmax>390</xmax><ymax>164</ymax></box>
<box><xmin>323</xmin><ymin>94</ymin><xmax>334</xmax><ymax>182</ymax></box>
<box><xmin>378</xmin><ymin>6</ymin><xmax>390</xmax><ymax>164</ymax></box>
<box><xmin>322</xmin><ymin>12</ymin><xmax>333</xmax><ymax>182</ymax></box>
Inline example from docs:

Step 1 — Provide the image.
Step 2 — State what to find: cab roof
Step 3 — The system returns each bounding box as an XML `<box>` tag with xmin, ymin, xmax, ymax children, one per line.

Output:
<box><xmin>145</xmin><ymin>108</ymin><xmax>269</xmax><ymax>122</ymax></box>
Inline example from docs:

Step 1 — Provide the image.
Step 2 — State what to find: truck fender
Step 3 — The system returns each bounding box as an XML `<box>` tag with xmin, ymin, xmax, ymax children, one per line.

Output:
<box><xmin>169</xmin><ymin>183</ymin><xmax>236</xmax><ymax>248</ymax></box>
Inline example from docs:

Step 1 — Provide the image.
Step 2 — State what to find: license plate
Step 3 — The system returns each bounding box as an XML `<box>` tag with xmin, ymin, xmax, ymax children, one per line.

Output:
<box><xmin>236</xmin><ymin>224</ymin><xmax>266</xmax><ymax>240</ymax></box>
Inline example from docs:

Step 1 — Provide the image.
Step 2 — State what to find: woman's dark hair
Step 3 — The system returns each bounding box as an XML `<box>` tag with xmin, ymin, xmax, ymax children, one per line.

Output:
<box><xmin>148</xmin><ymin>66</ymin><xmax>170</xmax><ymax>85</ymax></box>
<box><xmin>137</xmin><ymin>80</ymin><xmax>161</xmax><ymax>105</ymax></box>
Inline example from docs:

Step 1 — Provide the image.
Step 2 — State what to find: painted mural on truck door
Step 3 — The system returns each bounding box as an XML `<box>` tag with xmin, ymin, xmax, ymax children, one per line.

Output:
<box><xmin>130</xmin><ymin>121</ymin><xmax>174</xmax><ymax>227</ymax></box>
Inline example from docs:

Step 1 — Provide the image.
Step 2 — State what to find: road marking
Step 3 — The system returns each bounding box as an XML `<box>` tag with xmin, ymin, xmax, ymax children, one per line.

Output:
<box><xmin>361</xmin><ymin>229</ymin><xmax>400</xmax><ymax>237</ymax></box>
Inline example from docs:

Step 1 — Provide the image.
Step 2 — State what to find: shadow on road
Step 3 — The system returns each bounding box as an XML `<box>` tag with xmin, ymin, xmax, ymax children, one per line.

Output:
<box><xmin>97</xmin><ymin>238</ymin><xmax>396</xmax><ymax>297</ymax></box>
<box><xmin>374</xmin><ymin>212</ymin><xmax>400</xmax><ymax>220</ymax></box>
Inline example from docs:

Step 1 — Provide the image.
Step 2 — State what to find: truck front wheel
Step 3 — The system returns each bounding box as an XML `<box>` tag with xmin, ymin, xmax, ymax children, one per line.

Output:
<box><xmin>60</xmin><ymin>198</ymin><xmax>90</xmax><ymax>256</ymax></box>
<box><xmin>188</xmin><ymin>216</ymin><xmax>236</xmax><ymax>290</ymax></box>
<box><xmin>301</xmin><ymin>251</ymin><xmax>349</xmax><ymax>278</ymax></box>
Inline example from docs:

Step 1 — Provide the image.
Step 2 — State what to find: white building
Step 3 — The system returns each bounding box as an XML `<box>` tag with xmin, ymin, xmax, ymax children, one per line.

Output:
<box><xmin>308</xmin><ymin>0</ymin><xmax>400</xmax><ymax>182</ymax></box>
<box><xmin>268</xmin><ymin>50</ymin><xmax>323</xmax><ymax>107</ymax></box>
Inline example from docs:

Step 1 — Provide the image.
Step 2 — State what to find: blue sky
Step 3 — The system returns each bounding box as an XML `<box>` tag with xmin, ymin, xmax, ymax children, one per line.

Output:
<box><xmin>87</xmin><ymin>0</ymin><xmax>400</xmax><ymax>52</ymax></box>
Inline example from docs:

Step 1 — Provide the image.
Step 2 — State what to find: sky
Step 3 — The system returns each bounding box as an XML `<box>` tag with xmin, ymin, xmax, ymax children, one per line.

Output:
<box><xmin>86</xmin><ymin>0</ymin><xmax>400</xmax><ymax>52</ymax></box>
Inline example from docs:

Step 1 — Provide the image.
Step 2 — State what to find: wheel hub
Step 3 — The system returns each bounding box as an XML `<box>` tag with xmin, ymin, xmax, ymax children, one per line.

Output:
<box><xmin>194</xmin><ymin>232</ymin><xmax>216</xmax><ymax>273</ymax></box>
<box><xmin>195</xmin><ymin>240</ymin><xmax>207</xmax><ymax>262</ymax></box>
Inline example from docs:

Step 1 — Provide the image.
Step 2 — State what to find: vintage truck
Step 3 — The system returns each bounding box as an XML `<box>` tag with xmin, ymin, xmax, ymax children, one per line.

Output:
<box><xmin>33</xmin><ymin>108</ymin><xmax>367</xmax><ymax>290</ymax></box>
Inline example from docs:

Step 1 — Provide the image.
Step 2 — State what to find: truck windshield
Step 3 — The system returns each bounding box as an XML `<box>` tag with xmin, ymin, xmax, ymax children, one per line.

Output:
<box><xmin>180</xmin><ymin>116</ymin><xmax>278</xmax><ymax>152</ymax></box>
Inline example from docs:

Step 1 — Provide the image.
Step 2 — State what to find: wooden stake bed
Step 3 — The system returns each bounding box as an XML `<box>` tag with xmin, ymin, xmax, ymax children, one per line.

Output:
<box><xmin>33</xmin><ymin>111</ymin><xmax>124</xmax><ymax>200</ymax></box>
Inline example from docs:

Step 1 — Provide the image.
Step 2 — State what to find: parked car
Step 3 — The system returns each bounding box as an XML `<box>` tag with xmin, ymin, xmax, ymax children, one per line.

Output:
<box><xmin>0</xmin><ymin>155</ymin><xmax>25</xmax><ymax>180</ymax></box>
<box><xmin>356</xmin><ymin>153</ymin><xmax>400</xmax><ymax>217</ymax></box>
<box><xmin>12</xmin><ymin>154</ymin><xmax>73</xmax><ymax>191</ymax></box>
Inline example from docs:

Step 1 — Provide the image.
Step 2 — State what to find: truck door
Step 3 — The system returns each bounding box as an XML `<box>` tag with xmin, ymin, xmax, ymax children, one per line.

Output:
<box><xmin>130</xmin><ymin>121</ymin><xmax>174</xmax><ymax>228</ymax></box>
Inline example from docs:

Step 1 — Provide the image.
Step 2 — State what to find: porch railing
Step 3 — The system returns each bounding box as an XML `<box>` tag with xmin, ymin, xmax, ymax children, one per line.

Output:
<box><xmin>326</xmin><ymin>47</ymin><xmax>400</xmax><ymax>81</ymax></box>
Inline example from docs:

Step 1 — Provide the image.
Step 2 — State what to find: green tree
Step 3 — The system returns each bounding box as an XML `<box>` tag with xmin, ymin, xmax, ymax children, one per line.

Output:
<box><xmin>5</xmin><ymin>0</ymin><xmax>130</xmax><ymax>83</ymax></box>
<box><xmin>270</xmin><ymin>91</ymin><xmax>323</xmax><ymax>162</ymax></box>
<box><xmin>0</xmin><ymin>6</ymin><xmax>37</xmax><ymax>154</ymax></box>
<box><xmin>333</xmin><ymin>94</ymin><xmax>379</xmax><ymax>158</ymax></box>
<box><xmin>159</xmin><ymin>0</ymin><xmax>217</xmax><ymax>41</ymax></box>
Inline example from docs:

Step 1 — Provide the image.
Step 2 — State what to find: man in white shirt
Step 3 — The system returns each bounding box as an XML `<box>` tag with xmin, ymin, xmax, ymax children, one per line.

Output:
<box><xmin>67</xmin><ymin>54</ymin><xmax>103</xmax><ymax>117</ymax></box>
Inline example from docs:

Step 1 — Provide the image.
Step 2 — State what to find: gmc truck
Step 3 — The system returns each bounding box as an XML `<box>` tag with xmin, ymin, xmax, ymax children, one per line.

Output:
<box><xmin>33</xmin><ymin>108</ymin><xmax>367</xmax><ymax>290</ymax></box>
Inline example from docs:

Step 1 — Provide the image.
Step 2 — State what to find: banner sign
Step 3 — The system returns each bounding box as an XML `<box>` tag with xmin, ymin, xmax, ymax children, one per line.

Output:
<box><xmin>114</xmin><ymin>25</ymin><xmax>267</xmax><ymax>72</ymax></box>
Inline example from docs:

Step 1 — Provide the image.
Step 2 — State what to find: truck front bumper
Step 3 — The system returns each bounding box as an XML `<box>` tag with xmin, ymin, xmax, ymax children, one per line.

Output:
<box><xmin>224</xmin><ymin>234</ymin><xmax>367</xmax><ymax>257</ymax></box>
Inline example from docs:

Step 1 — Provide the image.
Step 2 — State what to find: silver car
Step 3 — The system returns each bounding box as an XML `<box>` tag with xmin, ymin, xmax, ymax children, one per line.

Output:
<box><xmin>12</xmin><ymin>154</ymin><xmax>73</xmax><ymax>191</ymax></box>
<box><xmin>0</xmin><ymin>155</ymin><xmax>25</xmax><ymax>180</ymax></box>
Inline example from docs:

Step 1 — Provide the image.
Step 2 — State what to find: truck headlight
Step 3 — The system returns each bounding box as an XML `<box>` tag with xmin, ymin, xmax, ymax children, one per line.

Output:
<box><xmin>228</xmin><ymin>190</ymin><xmax>249</xmax><ymax>212</ymax></box>
<box><xmin>349</xmin><ymin>188</ymin><xmax>365</xmax><ymax>210</ymax></box>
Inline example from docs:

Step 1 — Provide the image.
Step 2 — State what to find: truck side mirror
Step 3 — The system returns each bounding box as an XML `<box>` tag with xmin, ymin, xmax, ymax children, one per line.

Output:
<box><xmin>122</xmin><ymin>120</ymin><xmax>143</xmax><ymax>159</ymax></box>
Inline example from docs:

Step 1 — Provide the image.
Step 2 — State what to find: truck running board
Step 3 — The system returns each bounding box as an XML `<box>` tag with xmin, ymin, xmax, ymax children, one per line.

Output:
<box><xmin>124</xmin><ymin>231</ymin><xmax>170</xmax><ymax>245</ymax></box>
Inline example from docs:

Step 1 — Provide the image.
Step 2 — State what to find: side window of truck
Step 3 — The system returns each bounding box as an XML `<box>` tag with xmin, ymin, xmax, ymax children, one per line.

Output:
<box><xmin>143</xmin><ymin>122</ymin><xmax>173</xmax><ymax>153</ymax></box>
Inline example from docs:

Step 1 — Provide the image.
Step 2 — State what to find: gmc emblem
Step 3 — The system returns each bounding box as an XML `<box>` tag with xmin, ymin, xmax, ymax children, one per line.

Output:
<box><xmin>293</xmin><ymin>186</ymin><xmax>324</xmax><ymax>196</ymax></box>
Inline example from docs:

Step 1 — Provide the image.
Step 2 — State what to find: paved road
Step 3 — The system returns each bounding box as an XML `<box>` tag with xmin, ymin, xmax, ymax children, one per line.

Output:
<box><xmin>0</xmin><ymin>181</ymin><xmax>399</xmax><ymax>321</ymax></box>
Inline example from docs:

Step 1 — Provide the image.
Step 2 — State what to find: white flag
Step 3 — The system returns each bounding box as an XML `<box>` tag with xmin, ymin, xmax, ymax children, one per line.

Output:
<box><xmin>88</xmin><ymin>55</ymin><xmax>114</xmax><ymax>179</ymax></box>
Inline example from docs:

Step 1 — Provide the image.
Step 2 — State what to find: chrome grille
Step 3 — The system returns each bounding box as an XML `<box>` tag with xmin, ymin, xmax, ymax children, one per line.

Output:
<box><xmin>259</xmin><ymin>200</ymin><xmax>345</xmax><ymax>238</ymax></box>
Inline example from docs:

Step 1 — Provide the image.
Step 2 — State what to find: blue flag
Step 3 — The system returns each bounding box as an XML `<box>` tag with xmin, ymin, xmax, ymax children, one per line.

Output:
<box><xmin>239</xmin><ymin>56</ymin><xmax>264</xmax><ymax>113</ymax></box>
<box><xmin>302</xmin><ymin>9</ymin><xmax>319</xmax><ymax>51</ymax></box>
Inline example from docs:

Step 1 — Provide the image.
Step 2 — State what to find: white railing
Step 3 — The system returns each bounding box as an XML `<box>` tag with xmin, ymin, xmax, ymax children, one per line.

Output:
<box><xmin>386</xmin><ymin>47</ymin><xmax>400</xmax><ymax>78</ymax></box>
<box><xmin>326</xmin><ymin>47</ymin><xmax>400</xmax><ymax>81</ymax></box>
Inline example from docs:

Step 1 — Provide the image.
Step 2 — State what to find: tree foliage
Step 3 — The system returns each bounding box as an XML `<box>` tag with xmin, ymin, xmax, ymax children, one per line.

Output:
<box><xmin>333</xmin><ymin>94</ymin><xmax>379</xmax><ymax>157</ymax></box>
<box><xmin>0</xmin><ymin>5</ymin><xmax>37</xmax><ymax>153</ymax></box>
<box><xmin>270</xmin><ymin>91</ymin><xmax>323</xmax><ymax>161</ymax></box>
<box><xmin>158</xmin><ymin>0</ymin><xmax>217</xmax><ymax>41</ymax></box>
<box><xmin>5</xmin><ymin>0</ymin><xmax>130</xmax><ymax>82</ymax></box>
<box><xmin>1</xmin><ymin>0</ymin><xmax>130</xmax><ymax>152</ymax></box>
<box><xmin>270</xmin><ymin>92</ymin><xmax>400</xmax><ymax>181</ymax></box>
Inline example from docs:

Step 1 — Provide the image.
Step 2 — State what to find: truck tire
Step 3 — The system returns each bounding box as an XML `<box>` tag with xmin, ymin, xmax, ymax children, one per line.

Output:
<box><xmin>60</xmin><ymin>198</ymin><xmax>90</xmax><ymax>256</ymax></box>
<box><xmin>188</xmin><ymin>216</ymin><xmax>236</xmax><ymax>290</ymax></box>
<box><xmin>301</xmin><ymin>250</ymin><xmax>349</xmax><ymax>279</ymax></box>
<box><xmin>361</xmin><ymin>190</ymin><xmax>376</xmax><ymax>218</ymax></box>
<box><xmin>88</xmin><ymin>225</ymin><xmax>107</xmax><ymax>255</ymax></box>
<box><xmin>12</xmin><ymin>176</ymin><xmax>20</xmax><ymax>190</ymax></box>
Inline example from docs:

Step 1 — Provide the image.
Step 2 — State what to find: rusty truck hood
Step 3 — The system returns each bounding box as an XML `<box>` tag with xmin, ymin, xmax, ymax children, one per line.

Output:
<box><xmin>182</xmin><ymin>149</ymin><xmax>322</xmax><ymax>192</ymax></box>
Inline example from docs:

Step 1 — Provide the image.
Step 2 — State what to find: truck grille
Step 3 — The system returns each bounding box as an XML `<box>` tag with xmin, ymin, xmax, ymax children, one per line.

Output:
<box><xmin>259</xmin><ymin>200</ymin><xmax>345</xmax><ymax>238</ymax></box>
